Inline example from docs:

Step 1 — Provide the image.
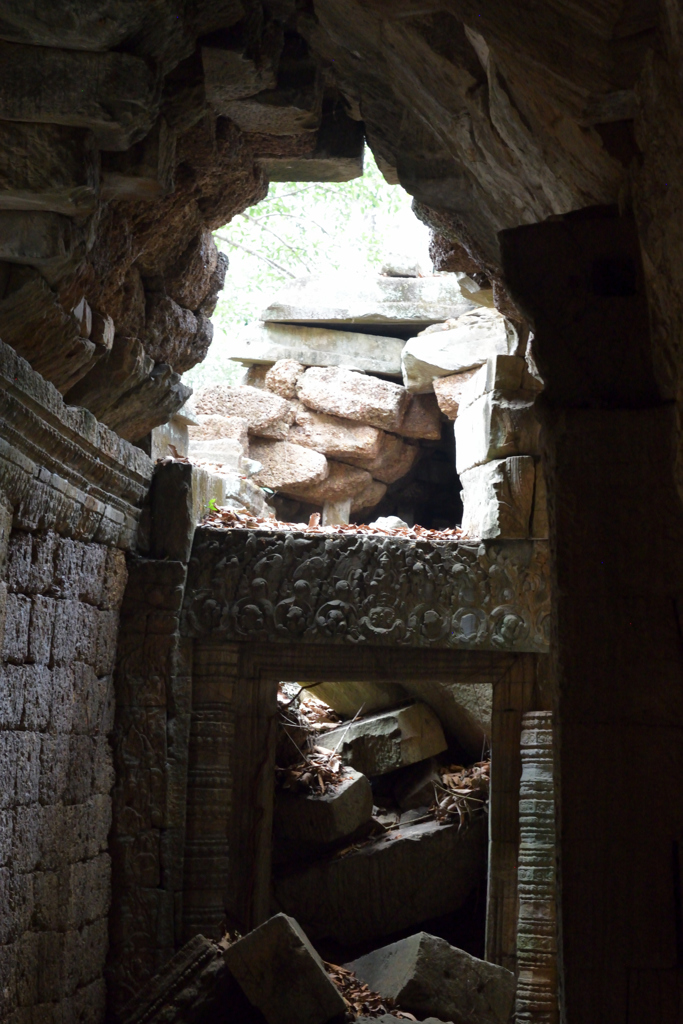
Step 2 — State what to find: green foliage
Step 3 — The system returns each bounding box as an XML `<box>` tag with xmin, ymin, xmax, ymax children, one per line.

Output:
<box><xmin>183</xmin><ymin>148</ymin><xmax>426</xmax><ymax>389</ymax></box>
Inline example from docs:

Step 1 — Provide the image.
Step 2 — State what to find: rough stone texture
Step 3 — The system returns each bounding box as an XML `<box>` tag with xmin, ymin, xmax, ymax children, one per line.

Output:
<box><xmin>345</xmin><ymin>433</ymin><xmax>419</xmax><ymax>485</ymax></box>
<box><xmin>282</xmin><ymin>460</ymin><xmax>372</xmax><ymax>504</ymax></box>
<box><xmin>400</xmin><ymin>681</ymin><xmax>492</xmax><ymax>760</ymax></box>
<box><xmin>321</xmin><ymin>703</ymin><xmax>447</xmax><ymax>776</ymax></box>
<box><xmin>258</xmin><ymin>107</ymin><xmax>365</xmax><ymax>183</ymax></box>
<box><xmin>273</xmin><ymin>817</ymin><xmax>487</xmax><ymax>946</ymax></box>
<box><xmin>347</xmin><ymin>932</ymin><xmax>516</xmax><ymax>1024</ymax></box>
<box><xmin>249</xmin><ymin>440</ymin><xmax>328</xmax><ymax>492</ymax></box>
<box><xmin>433</xmin><ymin>370</ymin><xmax>480</xmax><ymax>420</ymax></box>
<box><xmin>183</xmin><ymin>529</ymin><xmax>550</xmax><ymax>654</ymax></box>
<box><xmin>262</xmin><ymin>274</ymin><xmax>476</xmax><ymax>332</ymax></box>
<box><xmin>455</xmin><ymin>392</ymin><xmax>540</xmax><ymax>475</ymax></box>
<box><xmin>396</xmin><ymin>394</ymin><xmax>442</xmax><ymax>441</ymax></box>
<box><xmin>289</xmin><ymin>406</ymin><xmax>383</xmax><ymax>463</ymax></box>
<box><xmin>224</xmin><ymin>913</ymin><xmax>347</xmax><ymax>1024</ymax></box>
<box><xmin>0</xmin><ymin>527</ymin><xmax>128</xmax><ymax>1023</ymax></box>
<box><xmin>351</xmin><ymin>478</ymin><xmax>389</xmax><ymax>515</ymax></box>
<box><xmin>273</xmin><ymin>768</ymin><xmax>373</xmax><ymax>847</ymax></box>
<box><xmin>401</xmin><ymin>311</ymin><xmax>518</xmax><ymax>394</ymax></box>
<box><xmin>265</xmin><ymin>359</ymin><xmax>306</xmax><ymax>400</ymax></box>
<box><xmin>0</xmin><ymin>339</ymin><xmax>152</xmax><ymax>550</ymax></box>
<box><xmin>531</xmin><ymin>465</ymin><xmax>548</xmax><ymax>540</ymax></box>
<box><xmin>195</xmin><ymin>385</ymin><xmax>294</xmax><ymax>441</ymax></box>
<box><xmin>297</xmin><ymin>366</ymin><xmax>410</xmax><ymax>432</ymax></box>
<box><xmin>230</xmin><ymin>321</ymin><xmax>405</xmax><ymax>377</ymax></box>
<box><xmin>140</xmin><ymin>294</ymin><xmax>202</xmax><ymax>375</ymax></box>
<box><xmin>515</xmin><ymin>712</ymin><xmax>558</xmax><ymax>1024</ymax></box>
<box><xmin>460</xmin><ymin>457</ymin><xmax>536</xmax><ymax>541</ymax></box>
<box><xmin>0</xmin><ymin>121</ymin><xmax>98</xmax><ymax>216</ymax></box>
<box><xmin>188</xmin><ymin>414</ymin><xmax>250</xmax><ymax>451</ymax></box>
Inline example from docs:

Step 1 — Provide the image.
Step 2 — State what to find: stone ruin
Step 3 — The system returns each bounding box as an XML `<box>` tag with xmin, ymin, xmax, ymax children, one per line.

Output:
<box><xmin>0</xmin><ymin>2</ymin><xmax>680</xmax><ymax>1022</ymax></box>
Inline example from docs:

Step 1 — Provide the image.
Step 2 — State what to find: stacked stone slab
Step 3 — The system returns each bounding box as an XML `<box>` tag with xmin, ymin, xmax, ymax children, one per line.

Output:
<box><xmin>453</xmin><ymin>355</ymin><xmax>546</xmax><ymax>540</ymax></box>
<box><xmin>195</xmin><ymin>273</ymin><xmax>494</xmax><ymax>522</ymax></box>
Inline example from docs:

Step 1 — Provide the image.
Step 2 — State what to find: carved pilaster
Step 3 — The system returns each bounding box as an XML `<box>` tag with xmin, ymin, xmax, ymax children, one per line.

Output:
<box><xmin>485</xmin><ymin>656</ymin><xmax>537</xmax><ymax>972</ymax></box>
<box><xmin>182</xmin><ymin>643</ymin><xmax>238</xmax><ymax>942</ymax></box>
<box><xmin>515</xmin><ymin>711</ymin><xmax>558</xmax><ymax>1023</ymax></box>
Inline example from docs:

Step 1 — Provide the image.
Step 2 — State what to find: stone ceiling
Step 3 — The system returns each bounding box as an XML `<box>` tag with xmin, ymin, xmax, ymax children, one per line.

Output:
<box><xmin>0</xmin><ymin>0</ymin><xmax>677</xmax><ymax>439</ymax></box>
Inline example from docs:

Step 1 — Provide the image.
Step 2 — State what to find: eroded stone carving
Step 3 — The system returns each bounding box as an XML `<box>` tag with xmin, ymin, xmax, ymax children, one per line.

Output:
<box><xmin>182</xmin><ymin>529</ymin><xmax>550</xmax><ymax>653</ymax></box>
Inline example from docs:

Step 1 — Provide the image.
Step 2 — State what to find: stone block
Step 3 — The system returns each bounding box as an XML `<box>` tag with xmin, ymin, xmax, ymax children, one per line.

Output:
<box><xmin>401</xmin><ymin>309</ymin><xmax>517</xmax><ymax>394</ymax></box>
<box><xmin>0</xmin><ymin>121</ymin><xmax>98</xmax><ymax>215</ymax></box>
<box><xmin>302</xmin><ymin>680</ymin><xmax>410</xmax><ymax>719</ymax></box>
<box><xmin>457</xmin><ymin>354</ymin><xmax>528</xmax><ymax>411</ymax></box>
<box><xmin>321</xmin><ymin>703</ymin><xmax>447</xmax><ymax>777</ymax></box>
<box><xmin>433</xmin><ymin>369</ymin><xmax>484</xmax><ymax>419</ymax></box>
<box><xmin>66</xmin><ymin>854</ymin><xmax>111</xmax><ymax>929</ymax></box>
<box><xmin>20</xmin><ymin>664</ymin><xmax>51</xmax><ymax>731</ymax></box>
<box><xmin>194</xmin><ymin>384</ymin><xmax>294</xmax><ymax>440</ymax></box>
<box><xmin>347</xmin><ymin>931</ymin><xmax>516</xmax><ymax>1024</ymax></box>
<box><xmin>396</xmin><ymin>393</ymin><xmax>442</xmax><ymax>440</ymax></box>
<box><xmin>259</xmin><ymin>108</ymin><xmax>365</xmax><ymax>183</ymax></box>
<box><xmin>274</xmin><ymin>817</ymin><xmax>487</xmax><ymax>945</ymax></box>
<box><xmin>460</xmin><ymin>456</ymin><xmax>535</xmax><ymax>540</ymax></box>
<box><xmin>2</xmin><ymin>593</ymin><xmax>30</xmax><ymax>663</ymax></box>
<box><xmin>188</xmin><ymin>414</ymin><xmax>250</xmax><ymax>449</ymax></box>
<box><xmin>218</xmin><ymin>78</ymin><xmax>322</xmax><ymax>136</ymax></box>
<box><xmin>322</xmin><ymin>499</ymin><xmax>351</xmax><ymax>526</ymax></box>
<box><xmin>151</xmin><ymin>417</ymin><xmax>190</xmax><ymax>461</ymax></box>
<box><xmin>224</xmin><ymin>913</ymin><xmax>347</xmax><ymax>1024</ymax></box>
<box><xmin>0</xmin><ymin>731</ymin><xmax>41</xmax><ymax>808</ymax></box>
<box><xmin>39</xmin><ymin>734</ymin><xmax>70</xmax><ymax>806</ymax></box>
<box><xmin>351</xmin><ymin>478</ymin><xmax>388</xmax><ymax>514</ymax></box>
<box><xmin>250</xmin><ymin>439</ymin><xmax>328</xmax><ymax>492</ymax></box>
<box><xmin>0</xmin><ymin>210</ymin><xmax>76</xmax><ymax>267</ymax></box>
<box><xmin>264</xmin><ymin>359</ymin><xmax>305</xmax><ymax>399</ymax></box>
<box><xmin>231</xmin><ymin>321</ymin><xmax>405</xmax><ymax>377</ymax></box>
<box><xmin>0</xmin><ymin>41</ymin><xmax>155</xmax><ymax>150</ymax></box>
<box><xmin>188</xmin><ymin>437</ymin><xmax>245</xmax><ymax>470</ymax></box>
<box><xmin>298</xmin><ymin>366</ymin><xmax>410</xmax><ymax>432</ymax></box>
<box><xmin>454</xmin><ymin>390</ymin><xmax>540</xmax><ymax>475</ymax></box>
<box><xmin>203</xmin><ymin>45</ymin><xmax>278</xmax><ymax>109</ymax></box>
<box><xmin>274</xmin><ymin>768</ymin><xmax>373</xmax><ymax>848</ymax></box>
<box><xmin>262</xmin><ymin>274</ymin><xmax>476</xmax><ymax>333</ymax></box>
<box><xmin>0</xmin><ymin>665</ymin><xmax>24</xmax><ymax>729</ymax></box>
<box><xmin>6</xmin><ymin>531</ymin><xmax>32</xmax><ymax>592</ymax></box>
<box><xmin>281</xmin><ymin>460</ymin><xmax>371</xmax><ymax>504</ymax></box>
<box><xmin>289</xmin><ymin>406</ymin><xmax>383</xmax><ymax>462</ymax></box>
<box><xmin>344</xmin><ymin>432</ymin><xmax>419</xmax><ymax>484</ymax></box>
<box><xmin>401</xmin><ymin>680</ymin><xmax>492</xmax><ymax>760</ymax></box>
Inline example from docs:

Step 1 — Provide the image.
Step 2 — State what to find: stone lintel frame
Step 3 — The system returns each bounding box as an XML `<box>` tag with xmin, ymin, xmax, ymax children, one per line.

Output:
<box><xmin>181</xmin><ymin>527</ymin><xmax>551</xmax><ymax>654</ymax></box>
<box><xmin>0</xmin><ymin>339</ymin><xmax>153</xmax><ymax>549</ymax></box>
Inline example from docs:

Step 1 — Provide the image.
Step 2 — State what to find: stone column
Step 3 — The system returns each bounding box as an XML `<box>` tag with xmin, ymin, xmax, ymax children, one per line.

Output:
<box><xmin>485</xmin><ymin>653</ymin><xmax>537</xmax><ymax>972</ymax></box>
<box><xmin>516</xmin><ymin>711</ymin><xmax>558</xmax><ymax>1023</ymax></box>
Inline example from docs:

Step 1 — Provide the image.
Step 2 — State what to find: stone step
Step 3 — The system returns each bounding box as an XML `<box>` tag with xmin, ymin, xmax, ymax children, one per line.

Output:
<box><xmin>347</xmin><ymin>931</ymin><xmax>515</xmax><ymax>1024</ymax></box>
<box><xmin>321</xmin><ymin>702</ymin><xmax>447</xmax><ymax>777</ymax></box>
<box><xmin>273</xmin><ymin>816</ymin><xmax>487</xmax><ymax>946</ymax></box>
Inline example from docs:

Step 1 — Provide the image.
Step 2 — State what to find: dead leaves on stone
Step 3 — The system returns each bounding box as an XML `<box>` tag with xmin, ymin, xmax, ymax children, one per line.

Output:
<box><xmin>202</xmin><ymin>503</ymin><xmax>463</xmax><ymax>540</ymax></box>
<box><xmin>434</xmin><ymin>760</ymin><xmax>490</xmax><ymax>828</ymax></box>
<box><xmin>324</xmin><ymin>962</ymin><xmax>415</xmax><ymax>1020</ymax></box>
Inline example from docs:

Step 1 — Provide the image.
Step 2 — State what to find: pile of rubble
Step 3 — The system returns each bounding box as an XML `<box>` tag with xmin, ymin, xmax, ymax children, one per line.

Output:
<box><xmin>120</xmin><ymin>914</ymin><xmax>516</xmax><ymax>1024</ymax></box>
<box><xmin>152</xmin><ymin>271</ymin><xmax>543</xmax><ymax>533</ymax></box>
<box><xmin>271</xmin><ymin>685</ymin><xmax>489</xmax><ymax>946</ymax></box>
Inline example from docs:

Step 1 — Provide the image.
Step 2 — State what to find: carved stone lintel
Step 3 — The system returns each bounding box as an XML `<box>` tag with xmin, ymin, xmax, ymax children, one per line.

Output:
<box><xmin>182</xmin><ymin>528</ymin><xmax>551</xmax><ymax>654</ymax></box>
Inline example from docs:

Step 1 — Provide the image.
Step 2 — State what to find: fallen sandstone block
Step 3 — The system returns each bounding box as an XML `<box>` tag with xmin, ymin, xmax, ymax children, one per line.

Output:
<box><xmin>265</xmin><ymin>359</ymin><xmax>306</xmax><ymax>399</ymax></box>
<box><xmin>188</xmin><ymin>437</ymin><xmax>244</xmax><ymax>471</ymax></box>
<box><xmin>321</xmin><ymin>703</ymin><xmax>447</xmax><ymax>777</ymax></box>
<box><xmin>433</xmin><ymin>369</ymin><xmax>480</xmax><ymax>419</ymax></box>
<box><xmin>401</xmin><ymin>309</ymin><xmax>517</xmax><ymax>394</ymax></box>
<box><xmin>194</xmin><ymin>384</ymin><xmax>294</xmax><ymax>440</ymax></box>
<box><xmin>460</xmin><ymin>456</ymin><xmax>535</xmax><ymax>540</ymax></box>
<box><xmin>297</xmin><ymin>366</ymin><xmax>410</xmax><ymax>432</ymax></box>
<box><xmin>395</xmin><ymin>393</ymin><xmax>442</xmax><ymax>440</ymax></box>
<box><xmin>289</xmin><ymin>405</ymin><xmax>383</xmax><ymax>462</ymax></box>
<box><xmin>454</xmin><ymin>390</ymin><xmax>540</xmax><ymax>475</ymax></box>
<box><xmin>345</xmin><ymin>431</ymin><xmax>419</xmax><ymax>484</ymax></box>
<box><xmin>249</xmin><ymin>439</ymin><xmax>328</xmax><ymax>492</ymax></box>
<box><xmin>351</xmin><ymin>478</ymin><xmax>388</xmax><ymax>514</ymax></box>
<box><xmin>281</xmin><ymin>460</ymin><xmax>372</xmax><ymax>504</ymax></box>
<box><xmin>347</xmin><ymin>932</ymin><xmax>516</xmax><ymax>1024</ymax></box>
<box><xmin>273</xmin><ymin>767</ymin><xmax>373</xmax><ymax>847</ymax></box>
<box><xmin>274</xmin><ymin>817</ymin><xmax>487</xmax><ymax>945</ymax></box>
<box><xmin>301</xmin><ymin>680</ymin><xmax>410</xmax><ymax>718</ymax></box>
<box><xmin>224</xmin><ymin>913</ymin><xmax>347</xmax><ymax>1024</ymax></box>
<box><xmin>188</xmin><ymin>413</ymin><xmax>249</xmax><ymax>449</ymax></box>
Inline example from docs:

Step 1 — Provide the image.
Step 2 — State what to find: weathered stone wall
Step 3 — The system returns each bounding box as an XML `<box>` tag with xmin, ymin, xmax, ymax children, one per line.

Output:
<box><xmin>0</xmin><ymin>341</ymin><xmax>153</xmax><ymax>1021</ymax></box>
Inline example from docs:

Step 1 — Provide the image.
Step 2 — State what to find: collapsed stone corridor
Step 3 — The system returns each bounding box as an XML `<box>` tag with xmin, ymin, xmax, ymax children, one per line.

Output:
<box><xmin>1</xmin><ymin>2</ymin><xmax>683</xmax><ymax>1022</ymax></box>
